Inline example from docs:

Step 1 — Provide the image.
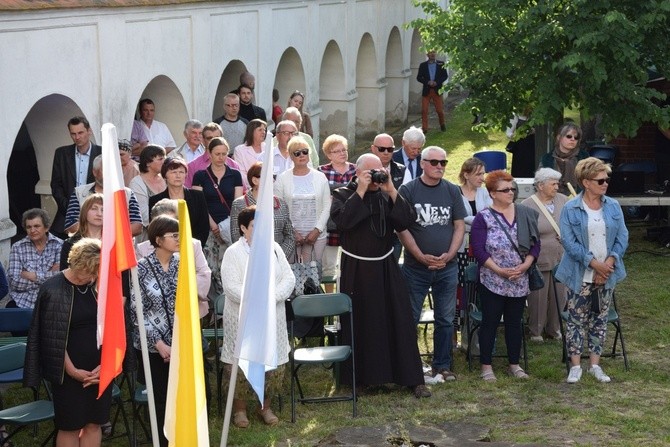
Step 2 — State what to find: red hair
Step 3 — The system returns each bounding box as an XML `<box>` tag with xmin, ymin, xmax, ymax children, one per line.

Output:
<box><xmin>484</xmin><ymin>170</ymin><xmax>513</xmax><ymax>192</ymax></box>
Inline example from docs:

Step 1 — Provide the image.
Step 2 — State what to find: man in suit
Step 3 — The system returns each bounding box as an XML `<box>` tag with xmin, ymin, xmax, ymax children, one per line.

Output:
<box><xmin>392</xmin><ymin>126</ymin><xmax>426</xmax><ymax>184</ymax></box>
<box><xmin>417</xmin><ymin>50</ymin><xmax>449</xmax><ymax>133</ymax></box>
<box><xmin>50</xmin><ymin>116</ymin><xmax>102</xmax><ymax>237</ymax></box>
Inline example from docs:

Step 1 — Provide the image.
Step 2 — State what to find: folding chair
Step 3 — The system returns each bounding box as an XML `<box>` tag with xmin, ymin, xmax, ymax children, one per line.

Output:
<box><xmin>0</xmin><ymin>343</ymin><xmax>35</xmax><ymax>411</ymax></box>
<box><xmin>0</xmin><ymin>379</ymin><xmax>55</xmax><ymax>447</ymax></box>
<box><xmin>107</xmin><ymin>379</ymin><xmax>132</xmax><ymax>445</ymax></box>
<box><xmin>464</xmin><ymin>263</ymin><xmax>528</xmax><ymax>371</ymax></box>
<box><xmin>418</xmin><ymin>290</ymin><xmax>435</xmax><ymax>357</ymax></box>
<box><xmin>290</xmin><ymin>293</ymin><xmax>356</xmax><ymax>423</ymax></box>
<box><xmin>551</xmin><ymin>268</ymin><xmax>629</xmax><ymax>372</ymax></box>
<box><xmin>208</xmin><ymin>294</ymin><xmax>227</xmax><ymax>414</ymax></box>
<box><xmin>130</xmin><ymin>375</ymin><xmax>151</xmax><ymax>447</ymax></box>
<box><xmin>0</xmin><ymin>307</ymin><xmax>32</xmax><ymax>343</ymax></box>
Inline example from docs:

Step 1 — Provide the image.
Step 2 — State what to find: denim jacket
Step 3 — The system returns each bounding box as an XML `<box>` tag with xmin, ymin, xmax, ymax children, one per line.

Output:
<box><xmin>555</xmin><ymin>193</ymin><xmax>628</xmax><ymax>292</ymax></box>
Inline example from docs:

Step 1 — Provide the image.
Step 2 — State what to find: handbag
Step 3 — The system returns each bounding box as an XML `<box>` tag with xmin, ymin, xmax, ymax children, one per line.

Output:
<box><xmin>489</xmin><ymin>209</ymin><xmax>545</xmax><ymax>291</ymax></box>
<box><xmin>205</xmin><ymin>167</ymin><xmax>233</xmax><ymax>245</ymax></box>
<box><xmin>290</xmin><ymin>251</ymin><xmax>322</xmax><ymax>297</ymax></box>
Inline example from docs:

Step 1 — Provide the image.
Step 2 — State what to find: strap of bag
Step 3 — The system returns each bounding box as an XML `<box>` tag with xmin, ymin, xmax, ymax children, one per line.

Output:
<box><xmin>205</xmin><ymin>167</ymin><xmax>231</xmax><ymax>212</ymax></box>
<box><xmin>489</xmin><ymin>208</ymin><xmax>525</xmax><ymax>263</ymax></box>
<box><xmin>530</xmin><ymin>194</ymin><xmax>560</xmax><ymax>237</ymax></box>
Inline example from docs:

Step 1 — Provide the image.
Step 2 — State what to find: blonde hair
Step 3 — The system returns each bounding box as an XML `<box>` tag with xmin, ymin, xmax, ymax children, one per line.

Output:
<box><xmin>77</xmin><ymin>193</ymin><xmax>103</xmax><ymax>238</ymax></box>
<box><xmin>68</xmin><ymin>238</ymin><xmax>101</xmax><ymax>278</ymax></box>
<box><xmin>287</xmin><ymin>136</ymin><xmax>310</xmax><ymax>155</ymax></box>
<box><xmin>322</xmin><ymin>134</ymin><xmax>348</xmax><ymax>155</ymax></box>
<box><xmin>574</xmin><ymin>157</ymin><xmax>612</xmax><ymax>189</ymax></box>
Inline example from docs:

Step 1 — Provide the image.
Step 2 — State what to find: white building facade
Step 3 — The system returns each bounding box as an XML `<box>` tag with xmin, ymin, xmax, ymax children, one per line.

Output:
<box><xmin>0</xmin><ymin>0</ymin><xmax>443</xmax><ymax>261</ymax></box>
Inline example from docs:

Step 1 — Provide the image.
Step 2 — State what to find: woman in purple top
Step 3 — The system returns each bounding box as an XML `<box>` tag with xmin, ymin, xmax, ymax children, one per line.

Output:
<box><xmin>471</xmin><ymin>170</ymin><xmax>540</xmax><ymax>382</ymax></box>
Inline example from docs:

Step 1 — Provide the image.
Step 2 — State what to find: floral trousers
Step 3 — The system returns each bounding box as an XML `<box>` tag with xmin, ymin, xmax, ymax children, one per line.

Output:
<box><xmin>565</xmin><ymin>282</ymin><xmax>613</xmax><ymax>357</ymax></box>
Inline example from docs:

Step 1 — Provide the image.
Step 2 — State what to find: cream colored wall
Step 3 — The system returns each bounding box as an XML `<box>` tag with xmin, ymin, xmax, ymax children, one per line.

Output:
<box><xmin>0</xmin><ymin>0</ymin><xmax>443</xmax><ymax>262</ymax></box>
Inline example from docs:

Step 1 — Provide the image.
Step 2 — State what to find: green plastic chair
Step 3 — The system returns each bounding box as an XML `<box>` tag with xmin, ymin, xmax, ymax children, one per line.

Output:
<box><xmin>290</xmin><ymin>292</ymin><xmax>356</xmax><ymax>423</ymax></box>
<box><xmin>551</xmin><ymin>266</ymin><xmax>629</xmax><ymax>372</ymax></box>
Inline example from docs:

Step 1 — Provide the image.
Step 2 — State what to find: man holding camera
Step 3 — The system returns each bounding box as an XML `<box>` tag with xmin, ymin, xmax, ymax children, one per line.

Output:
<box><xmin>398</xmin><ymin>146</ymin><xmax>466</xmax><ymax>381</ymax></box>
<box><xmin>331</xmin><ymin>153</ymin><xmax>430</xmax><ymax>398</ymax></box>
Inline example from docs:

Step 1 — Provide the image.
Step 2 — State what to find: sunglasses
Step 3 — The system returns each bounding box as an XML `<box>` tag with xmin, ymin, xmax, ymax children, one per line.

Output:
<box><xmin>564</xmin><ymin>134</ymin><xmax>580</xmax><ymax>140</ymax></box>
<box><xmin>374</xmin><ymin>145</ymin><xmax>395</xmax><ymax>153</ymax></box>
<box><xmin>423</xmin><ymin>159</ymin><xmax>448</xmax><ymax>167</ymax></box>
<box><xmin>591</xmin><ymin>177</ymin><xmax>610</xmax><ymax>185</ymax></box>
<box><xmin>495</xmin><ymin>187</ymin><xmax>517</xmax><ymax>193</ymax></box>
<box><xmin>292</xmin><ymin>149</ymin><xmax>309</xmax><ymax>157</ymax></box>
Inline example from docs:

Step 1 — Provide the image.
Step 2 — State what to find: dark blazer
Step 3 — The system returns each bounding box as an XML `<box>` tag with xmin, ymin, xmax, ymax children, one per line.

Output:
<box><xmin>50</xmin><ymin>144</ymin><xmax>102</xmax><ymax>214</ymax></box>
<box><xmin>416</xmin><ymin>60</ymin><xmax>449</xmax><ymax>97</ymax></box>
<box><xmin>392</xmin><ymin>148</ymin><xmax>422</xmax><ymax>179</ymax></box>
<box><xmin>149</xmin><ymin>187</ymin><xmax>210</xmax><ymax>245</ymax></box>
<box><xmin>388</xmin><ymin>160</ymin><xmax>406</xmax><ymax>190</ymax></box>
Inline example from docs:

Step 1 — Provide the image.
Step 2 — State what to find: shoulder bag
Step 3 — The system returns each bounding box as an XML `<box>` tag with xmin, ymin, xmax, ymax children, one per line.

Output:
<box><xmin>489</xmin><ymin>209</ymin><xmax>545</xmax><ymax>291</ymax></box>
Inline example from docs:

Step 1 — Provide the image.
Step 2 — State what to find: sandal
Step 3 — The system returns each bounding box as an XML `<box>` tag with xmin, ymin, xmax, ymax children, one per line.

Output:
<box><xmin>508</xmin><ymin>367</ymin><xmax>529</xmax><ymax>379</ymax></box>
<box><xmin>480</xmin><ymin>370</ymin><xmax>497</xmax><ymax>382</ymax></box>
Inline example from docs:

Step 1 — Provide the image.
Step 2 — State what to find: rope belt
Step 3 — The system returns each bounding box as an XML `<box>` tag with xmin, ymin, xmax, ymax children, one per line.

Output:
<box><xmin>341</xmin><ymin>247</ymin><xmax>394</xmax><ymax>261</ymax></box>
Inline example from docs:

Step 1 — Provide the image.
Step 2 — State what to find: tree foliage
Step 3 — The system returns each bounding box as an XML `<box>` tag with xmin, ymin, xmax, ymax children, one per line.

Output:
<box><xmin>410</xmin><ymin>0</ymin><xmax>670</xmax><ymax>137</ymax></box>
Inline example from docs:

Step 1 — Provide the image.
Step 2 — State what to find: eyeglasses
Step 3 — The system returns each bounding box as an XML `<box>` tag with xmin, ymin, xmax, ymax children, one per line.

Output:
<box><xmin>495</xmin><ymin>187</ymin><xmax>517</xmax><ymax>193</ymax></box>
<box><xmin>374</xmin><ymin>145</ymin><xmax>395</xmax><ymax>153</ymax></box>
<box><xmin>162</xmin><ymin>232</ymin><xmax>179</xmax><ymax>240</ymax></box>
<box><xmin>564</xmin><ymin>134</ymin><xmax>580</xmax><ymax>140</ymax></box>
<box><xmin>292</xmin><ymin>149</ymin><xmax>309</xmax><ymax>157</ymax></box>
<box><xmin>590</xmin><ymin>177</ymin><xmax>610</xmax><ymax>185</ymax></box>
<box><xmin>423</xmin><ymin>159</ymin><xmax>448</xmax><ymax>167</ymax></box>
<box><xmin>329</xmin><ymin>149</ymin><xmax>348</xmax><ymax>155</ymax></box>
<box><xmin>224</xmin><ymin>103</ymin><xmax>239</xmax><ymax>108</ymax></box>
<box><xmin>278</xmin><ymin>131</ymin><xmax>299</xmax><ymax>137</ymax></box>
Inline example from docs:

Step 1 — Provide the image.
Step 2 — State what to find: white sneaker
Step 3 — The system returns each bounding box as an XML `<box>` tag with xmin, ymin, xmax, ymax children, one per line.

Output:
<box><xmin>530</xmin><ymin>335</ymin><xmax>544</xmax><ymax>342</ymax></box>
<box><xmin>588</xmin><ymin>365</ymin><xmax>611</xmax><ymax>383</ymax></box>
<box><xmin>566</xmin><ymin>365</ymin><xmax>582</xmax><ymax>384</ymax></box>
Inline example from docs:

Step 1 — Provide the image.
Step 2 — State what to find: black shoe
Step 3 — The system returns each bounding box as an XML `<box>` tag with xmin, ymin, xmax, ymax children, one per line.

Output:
<box><xmin>422</xmin><ymin>128</ymin><xmax>428</xmax><ymax>134</ymax></box>
<box><xmin>440</xmin><ymin>124</ymin><xmax>447</xmax><ymax>131</ymax></box>
<box><xmin>413</xmin><ymin>384</ymin><xmax>432</xmax><ymax>398</ymax></box>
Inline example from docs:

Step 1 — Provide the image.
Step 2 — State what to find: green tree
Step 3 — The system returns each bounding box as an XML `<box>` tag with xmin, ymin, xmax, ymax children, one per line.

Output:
<box><xmin>410</xmin><ymin>0</ymin><xmax>670</xmax><ymax>137</ymax></box>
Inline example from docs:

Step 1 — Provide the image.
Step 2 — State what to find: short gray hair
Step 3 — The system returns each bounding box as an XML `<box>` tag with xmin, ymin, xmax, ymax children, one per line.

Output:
<box><xmin>150</xmin><ymin>198</ymin><xmax>178</xmax><ymax>220</ymax></box>
<box><xmin>92</xmin><ymin>154</ymin><xmax>103</xmax><ymax>170</ymax></box>
<box><xmin>184</xmin><ymin>119</ymin><xmax>203</xmax><ymax>131</ymax></box>
<box><xmin>534</xmin><ymin>167</ymin><xmax>562</xmax><ymax>185</ymax></box>
<box><xmin>402</xmin><ymin>126</ymin><xmax>426</xmax><ymax>146</ymax></box>
<box><xmin>421</xmin><ymin>146</ymin><xmax>446</xmax><ymax>160</ymax></box>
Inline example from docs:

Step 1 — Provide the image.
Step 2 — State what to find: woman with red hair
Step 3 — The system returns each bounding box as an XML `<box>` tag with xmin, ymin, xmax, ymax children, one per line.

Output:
<box><xmin>471</xmin><ymin>170</ymin><xmax>541</xmax><ymax>381</ymax></box>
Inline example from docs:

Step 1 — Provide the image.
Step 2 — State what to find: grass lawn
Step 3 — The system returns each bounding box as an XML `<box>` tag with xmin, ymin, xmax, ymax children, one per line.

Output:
<box><xmin>3</xmin><ymin>104</ymin><xmax>670</xmax><ymax>446</ymax></box>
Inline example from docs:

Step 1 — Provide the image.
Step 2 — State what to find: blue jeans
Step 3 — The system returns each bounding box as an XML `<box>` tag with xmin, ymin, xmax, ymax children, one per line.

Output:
<box><xmin>402</xmin><ymin>261</ymin><xmax>458</xmax><ymax>370</ymax></box>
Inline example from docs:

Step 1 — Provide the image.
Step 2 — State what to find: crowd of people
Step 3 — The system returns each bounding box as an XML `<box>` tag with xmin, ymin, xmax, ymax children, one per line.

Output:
<box><xmin>2</xmin><ymin>66</ymin><xmax>631</xmax><ymax>443</ymax></box>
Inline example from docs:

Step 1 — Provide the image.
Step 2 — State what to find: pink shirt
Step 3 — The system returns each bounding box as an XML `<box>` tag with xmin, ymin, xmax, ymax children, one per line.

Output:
<box><xmin>232</xmin><ymin>142</ymin><xmax>265</xmax><ymax>188</ymax></box>
<box><xmin>185</xmin><ymin>153</ymin><xmax>241</xmax><ymax>188</ymax></box>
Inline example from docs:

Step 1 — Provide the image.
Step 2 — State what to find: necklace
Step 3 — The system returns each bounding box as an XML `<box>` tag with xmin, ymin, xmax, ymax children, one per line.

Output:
<box><xmin>75</xmin><ymin>284</ymin><xmax>90</xmax><ymax>294</ymax></box>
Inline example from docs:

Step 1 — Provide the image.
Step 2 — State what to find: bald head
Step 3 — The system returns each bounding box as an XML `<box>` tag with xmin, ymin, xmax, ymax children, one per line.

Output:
<box><xmin>356</xmin><ymin>153</ymin><xmax>382</xmax><ymax>170</ymax></box>
<box><xmin>371</xmin><ymin>133</ymin><xmax>395</xmax><ymax>167</ymax></box>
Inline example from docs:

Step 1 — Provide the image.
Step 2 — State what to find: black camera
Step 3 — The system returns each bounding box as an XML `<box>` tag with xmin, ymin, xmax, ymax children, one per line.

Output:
<box><xmin>370</xmin><ymin>169</ymin><xmax>389</xmax><ymax>184</ymax></box>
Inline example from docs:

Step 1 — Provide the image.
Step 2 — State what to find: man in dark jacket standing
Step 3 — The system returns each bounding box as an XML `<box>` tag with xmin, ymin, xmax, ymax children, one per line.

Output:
<box><xmin>50</xmin><ymin>116</ymin><xmax>102</xmax><ymax>237</ymax></box>
<box><xmin>416</xmin><ymin>51</ymin><xmax>448</xmax><ymax>134</ymax></box>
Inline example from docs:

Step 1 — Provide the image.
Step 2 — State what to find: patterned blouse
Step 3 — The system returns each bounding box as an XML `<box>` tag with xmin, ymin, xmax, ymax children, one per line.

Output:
<box><xmin>131</xmin><ymin>252</ymin><xmax>179</xmax><ymax>352</ymax></box>
<box><xmin>471</xmin><ymin>208</ymin><xmax>540</xmax><ymax>297</ymax></box>
<box><xmin>229</xmin><ymin>191</ymin><xmax>296</xmax><ymax>260</ymax></box>
<box><xmin>318</xmin><ymin>162</ymin><xmax>357</xmax><ymax>246</ymax></box>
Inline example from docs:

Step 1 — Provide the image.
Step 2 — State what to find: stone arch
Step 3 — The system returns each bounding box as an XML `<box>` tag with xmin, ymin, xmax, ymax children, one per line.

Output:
<box><xmin>355</xmin><ymin>33</ymin><xmax>379</xmax><ymax>140</ymax></box>
<box><xmin>134</xmin><ymin>75</ymin><xmax>189</xmax><ymax>145</ymax></box>
<box><xmin>409</xmin><ymin>28</ymin><xmax>425</xmax><ymax>114</ymax></box>
<box><xmin>13</xmin><ymin>94</ymin><xmax>88</xmax><ymax>233</ymax></box>
<box><xmin>273</xmin><ymin>47</ymin><xmax>307</xmax><ymax>126</ymax></box>
<box><xmin>212</xmin><ymin>60</ymin><xmax>248</xmax><ymax>121</ymax></box>
<box><xmin>385</xmin><ymin>26</ymin><xmax>406</xmax><ymax>126</ymax></box>
<box><xmin>319</xmin><ymin>40</ymin><xmax>348</xmax><ymax>141</ymax></box>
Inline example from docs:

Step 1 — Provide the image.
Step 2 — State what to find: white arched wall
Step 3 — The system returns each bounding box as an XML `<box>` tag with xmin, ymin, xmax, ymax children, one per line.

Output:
<box><xmin>385</xmin><ymin>27</ymin><xmax>408</xmax><ymax>126</ymax></box>
<box><xmin>135</xmin><ymin>76</ymin><xmax>189</xmax><ymax>145</ymax></box>
<box><xmin>409</xmin><ymin>28</ymin><xmax>425</xmax><ymax>114</ymax></box>
<box><xmin>319</xmin><ymin>40</ymin><xmax>349</xmax><ymax>142</ymax></box>
<box><xmin>355</xmin><ymin>33</ymin><xmax>380</xmax><ymax>140</ymax></box>
<box><xmin>273</xmin><ymin>47</ymin><xmax>307</xmax><ymax>126</ymax></box>
<box><xmin>213</xmin><ymin>60</ymin><xmax>249</xmax><ymax>121</ymax></box>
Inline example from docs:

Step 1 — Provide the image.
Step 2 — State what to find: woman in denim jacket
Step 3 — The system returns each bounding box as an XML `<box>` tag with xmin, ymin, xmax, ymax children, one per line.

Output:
<box><xmin>555</xmin><ymin>157</ymin><xmax>628</xmax><ymax>384</ymax></box>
